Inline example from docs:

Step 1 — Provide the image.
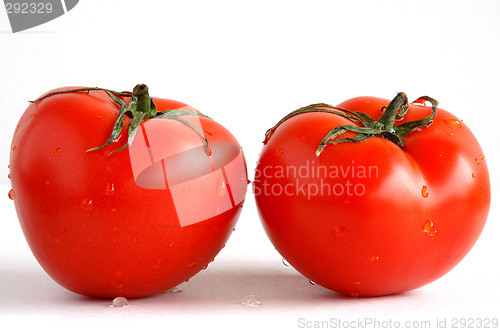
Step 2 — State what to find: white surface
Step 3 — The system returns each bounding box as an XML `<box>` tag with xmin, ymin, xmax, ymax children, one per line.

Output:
<box><xmin>1</xmin><ymin>1</ymin><xmax>500</xmax><ymax>331</ymax></box>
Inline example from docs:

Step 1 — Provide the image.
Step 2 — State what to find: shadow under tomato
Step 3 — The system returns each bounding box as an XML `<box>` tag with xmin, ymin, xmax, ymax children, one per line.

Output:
<box><xmin>0</xmin><ymin>259</ymin><xmax>419</xmax><ymax>314</ymax></box>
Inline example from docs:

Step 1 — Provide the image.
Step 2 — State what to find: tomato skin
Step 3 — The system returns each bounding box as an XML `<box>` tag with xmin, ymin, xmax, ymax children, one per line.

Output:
<box><xmin>254</xmin><ymin>96</ymin><xmax>490</xmax><ymax>297</ymax></box>
<box><xmin>10</xmin><ymin>88</ymin><xmax>247</xmax><ymax>298</ymax></box>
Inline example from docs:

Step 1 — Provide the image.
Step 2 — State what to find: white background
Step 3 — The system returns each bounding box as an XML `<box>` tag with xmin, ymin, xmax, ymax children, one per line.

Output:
<box><xmin>1</xmin><ymin>1</ymin><xmax>499</xmax><ymax>331</ymax></box>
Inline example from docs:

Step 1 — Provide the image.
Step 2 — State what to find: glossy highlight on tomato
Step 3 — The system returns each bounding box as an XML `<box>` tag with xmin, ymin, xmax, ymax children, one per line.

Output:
<box><xmin>9</xmin><ymin>85</ymin><xmax>247</xmax><ymax>298</ymax></box>
<box><xmin>254</xmin><ymin>93</ymin><xmax>490</xmax><ymax>297</ymax></box>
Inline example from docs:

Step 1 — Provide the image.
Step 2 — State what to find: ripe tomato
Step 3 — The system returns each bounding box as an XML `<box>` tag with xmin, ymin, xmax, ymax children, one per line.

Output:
<box><xmin>9</xmin><ymin>85</ymin><xmax>247</xmax><ymax>298</ymax></box>
<box><xmin>254</xmin><ymin>93</ymin><xmax>490</xmax><ymax>297</ymax></box>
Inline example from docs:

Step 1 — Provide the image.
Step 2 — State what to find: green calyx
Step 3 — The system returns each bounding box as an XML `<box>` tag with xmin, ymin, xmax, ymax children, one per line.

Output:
<box><xmin>31</xmin><ymin>84</ymin><xmax>212</xmax><ymax>155</ymax></box>
<box><xmin>264</xmin><ymin>92</ymin><xmax>438</xmax><ymax>157</ymax></box>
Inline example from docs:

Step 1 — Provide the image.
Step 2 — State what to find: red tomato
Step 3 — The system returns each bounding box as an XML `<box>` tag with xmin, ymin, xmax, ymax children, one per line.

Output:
<box><xmin>10</xmin><ymin>85</ymin><xmax>247</xmax><ymax>298</ymax></box>
<box><xmin>254</xmin><ymin>93</ymin><xmax>490</xmax><ymax>297</ymax></box>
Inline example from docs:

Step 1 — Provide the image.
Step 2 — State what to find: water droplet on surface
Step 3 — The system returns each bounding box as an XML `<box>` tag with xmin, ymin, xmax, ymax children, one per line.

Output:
<box><xmin>282</xmin><ymin>258</ymin><xmax>290</xmax><ymax>267</ymax></box>
<box><xmin>309</xmin><ymin>280</ymin><xmax>316</xmax><ymax>285</ymax></box>
<box><xmin>447</xmin><ymin>132</ymin><xmax>454</xmax><ymax>136</ymax></box>
<box><xmin>8</xmin><ymin>189</ymin><xmax>14</xmax><ymax>200</ymax></box>
<box><xmin>7</xmin><ymin>173</ymin><xmax>11</xmax><ymax>179</ymax></box>
<box><xmin>333</xmin><ymin>226</ymin><xmax>349</xmax><ymax>239</ymax></box>
<box><xmin>217</xmin><ymin>178</ymin><xmax>226</xmax><ymax>196</ymax></box>
<box><xmin>241</xmin><ymin>295</ymin><xmax>262</xmax><ymax>306</ymax></box>
<box><xmin>423</xmin><ymin>220</ymin><xmax>437</xmax><ymax>238</ymax></box>
<box><xmin>53</xmin><ymin>148</ymin><xmax>62</xmax><ymax>157</ymax></box>
<box><xmin>475</xmin><ymin>158</ymin><xmax>480</xmax><ymax>165</ymax></box>
<box><xmin>105</xmin><ymin>182</ymin><xmax>115</xmax><ymax>195</ymax></box>
<box><xmin>421</xmin><ymin>185</ymin><xmax>429</xmax><ymax>198</ymax></box>
<box><xmin>480</xmin><ymin>155</ymin><xmax>485</xmax><ymax>160</ymax></box>
<box><xmin>110</xmin><ymin>297</ymin><xmax>129</xmax><ymax>308</ymax></box>
<box><xmin>444</xmin><ymin>118</ymin><xmax>462</xmax><ymax>128</ymax></box>
<box><xmin>12</xmin><ymin>145</ymin><xmax>17</xmax><ymax>151</ymax></box>
<box><xmin>165</xmin><ymin>287</ymin><xmax>183</xmax><ymax>294</ymax></box>
<box><xmin>472</xmin><ymin>173</ymin><xmax>476</xmax><ymax>178</ymax></box>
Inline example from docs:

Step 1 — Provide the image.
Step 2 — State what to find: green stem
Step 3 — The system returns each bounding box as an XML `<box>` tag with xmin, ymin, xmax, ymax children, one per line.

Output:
<box><xmin>30</xmin><ymin>84</ymin><xmax>212</xmax><ymax>156</ymax></box>
<box><xmin>264</xmin><ymin>92</ymin><xmax>438</xmax><ymax>157</ymax></box>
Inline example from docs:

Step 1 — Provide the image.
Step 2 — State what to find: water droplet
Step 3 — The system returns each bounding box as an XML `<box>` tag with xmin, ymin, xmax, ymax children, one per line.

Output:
<box><xmin>81</xmin><ymin>198</ymin><xmax>93</xmax><ymax>209</ymax></box>
<box><xmin>165</xmin><ymin>287</ymin><xmax>183</xmax><ymax>293</ymax></box>
<box><xmin>241</xmin><ymin>295</ymin><xmax>262</xmax><ymax>306</ymax></box>
<box><xmin>217</xmin><ymin>178</ymin><xmax>226</xmax><ymax>196</ymax></box>
<box><xmin>475</xmin><ymin>158</ymin><xmax>480</xmax><ymax>165</ymax></box>
<box><xmin>421</xmin><ymin>185</ymin><xmax>429</xmax><ymax>198</ymax></box>
<box><xmin>188</xmin><ymin>262</ymin><xmax>197</xmax><ymax>268</ymax></box>
<box><xmin>472</xmin><ymin>173</ymin><xmax>476</xmax><ymax>179</ymax></box>
<box><xmin>112</xmin><ymin>134</ymin><xmax>122</xmax><ymax>143</ymax></box>
<box><xmin>204</xmin><ymin>129</ymin><xmax>216</xmax><ymax>136</ymax></box>
<box><xmin>447</xmin><ymin>132</ymin><xmax>454</xmax><ymax>136</ymax></box>
<box><xmin>282</xmin><ymin>258</ymin><xmax>290</xmax><ymax>267</ymax></box>
<box><xmin>333</xmin><ymin>226</ymin><xmax>349</xmax><ymax>239</ymax></box>
<box><xmin>370</xmin><ymin>256</ymin><xmax>379</xmax><ymax>263</ymax></box>
<box><xmin>110</xmin><ymin>297</ymin><xmax>129</xmax><ymax>308</ymax></box>
<box><xmin>12</xmin><ymin>145</ymin><xmax>17</xmax><ymax>151</ymax></box>
<box><xmin>444</xmin><ymin>118</ymin><xmax>462</xmax><ymax>128</ymax></box>
<box><xmin>114</xmin><ymin>269</ymin><xmax>123</xmax><ymax>278</ymax></box>
<box><xmin>8</xmin><ymin>189</ymin><xmax>14</xmax><ymax>200</ymax></box>
<box><xmin>309</xmin><ymin>280</ymin><xmax>316</xmax><ymax>285</ymax></box>
<box><xmin>480</xmin><ymin>155</ymin><xmax>485</xmax><ymax>160</ymax></box>
<box><xmin>53</xmin><ymin>148</ymin><xmax>62</xmax><ymax>157</ymax></box>
<box><xmin>423</xmin><ymin>220</ymin><xmax>437</xmax><ymax>238</ymax></box>
<box><xmin>105</xmin><ymin>182</ymin><xmax>115</xmax><ymax>195</ymax></box>
<box><xmin>7</xmin><ymin>173</ymin><xmax>11</xmax><ymax>179</ymax></box>
<box><xmin>354</xmin><ymin>281</ymin><xmax>361</xmax><ymax>286</ymax></box>
<box><xmin>275</xmin><ymin>148</ymin><xmax>284</xmax><ymax>156</ymax></box>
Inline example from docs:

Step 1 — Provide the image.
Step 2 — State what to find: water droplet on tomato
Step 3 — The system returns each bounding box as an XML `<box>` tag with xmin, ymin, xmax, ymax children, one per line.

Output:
<box><xmin>472</xmin><ymin>173</ymin><xmax>476</xmax><ymax>178</ymax></box>
<box><xmin>421</xmin><ymin>185</ymin><xmax>429</xmax><ymax>198</ymax></box>
<box><xmin>217</xmin><ymin>178</ymin><xmax>226</xmax><ymax>196</ymax></box>
<box><xmin>8</xmin><ymin>189</ymin><xmax>14</xmax><ymax>200</ymax></box>
<box><xmin>333</xmin><ymin>226</ymin><xmax>349</xmax><ymax>239</ymax></box>
<box><xmin>480</xmin><ymin>154</ymin><xmax>485</xmax><ymax>160</ymax></box>
<box><xmin>475</xmin><ymin>158</ymin><xmax>480</xmax><ymax>165</ymax></box>
<box><xmin>53</xmin><ymin>148</ymin><xmax>62</xmax><ymax>157</ymax></box>
<box><xmin>447</xmin><ymin>132</ymin><xmax>454</xmax><ymax>136</ymax></box>
<box><xmin>202</xmin><ymin>265</ymin><xmax>208</xmax><ymax>270</ymax></box>
<box><xmin>241</xmin><ymin>295</ymin><xmax>262</xmax><ymax>306</ymax></box>
<box><xmin>7</xmin><ymin>173</ymin><xmax>11</xmax><ymax>179</ymax></box>
<box><xmin>354</xmin><ymin>281</ymin><xmax>361</xmax><ymax>286</ymax></box>
<box><xmin>188</xmin><ymin>262</ymin><xmax>197</xmax><ymax>268</ymax></box>
<box><xmin>444</xmin><ymin>118</ymin><xmax>462</xmax><ymax>128</ymax></box>
<box><xmin>423</xmin><ymin>220</ymin><xmax>437</xmax><ymax>238</ymax></box>
<box><xmin>110</xmin><ymin>297</ymin><xmax>129</xmax><ymax>308</ymax></box>
<box><xmin>309</xmin><ymin>280</ymin><xmax>316</xmax><ymax>285</ymax></box>
<box><xmin>282</xmin><ymin>258</ymin><xmax>290</xmax><ymax>267</ymax></box>
<box><xmin>81</xmin><ymin>198</ymin><xmax>93</xmax><ymax>209</ymax></box>
<box><xmin>12</xmin><ymin>145</ymin><xmax>17</xmax><ymax>151</ymax></box>
<box><xmin>370</xmin><ymin>256</ymin><xmax>380</xmax><ymax>263</ymax></box>
<box><xmin>275</xmin><ymin>148</ymin><xmax>284</xmax><ymax>156</ymax></box>
<box><xmin>105</xmin><ymin>182</ymin><xmax>115</xmax><ymax>195</ymax></box>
